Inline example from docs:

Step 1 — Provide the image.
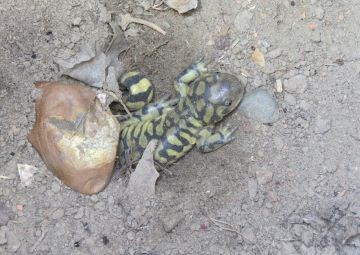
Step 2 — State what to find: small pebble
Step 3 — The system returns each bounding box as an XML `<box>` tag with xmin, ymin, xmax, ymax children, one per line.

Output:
<box><xmin>275</xmin><ymin>79</ymin><xmax>283</xmax><ymax>93</ymax></box>
<box><xmin>72</xmin><ymin>17</ymin><xmax>82</xmax><ymax>26</ymax></box>
<box><xmin>256</xmin><ymin>170</ymin><xmax>273</xmax><ymax>185</ymax></box>
<box><xmin>51</xmin><ymin>182</ymin><xmax>61</xmax><ymax>193</ymax></box>
<box><xmin>314</xmin><ymin>117</ymin><xmax>332</xmax><ymax>134</ymax></box>
<box><xmin>126</xmin><ymin>231</ymin><xmax>135</xmax><ymax>241</ymax></box>
<box><xmin>90</xmin><ymin>195</ymin><xmax>99</xmax><ymax>203</ymax></box>
<box><xmin>161</xmin><ymin>212</ymin><xmax>184</xmax><ymax>233</ymax></box>
<box><xmin>240</xmin><ymin>89</ymin><xmax>279</xmax><ymax>124</ymax></box>
<box><xmin>102</xmin><ymin>235</ymin><xmax>109</xmax><ymax>245</ymax></box>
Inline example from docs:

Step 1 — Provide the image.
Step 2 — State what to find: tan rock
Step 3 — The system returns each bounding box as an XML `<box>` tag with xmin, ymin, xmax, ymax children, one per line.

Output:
<box><xmin>28</xmin><ymin>81</ymin><xmax>120</xmax><ymax>194</ymax></box>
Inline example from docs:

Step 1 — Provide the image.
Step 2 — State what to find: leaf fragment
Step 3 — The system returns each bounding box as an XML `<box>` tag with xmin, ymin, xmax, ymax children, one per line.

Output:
<box><xmin>252</xmin><ymin>48</ymin><xmax>266</xmax><ymax>67</ymax></box>
<box><xmin>17</xmin><ymin>164</ymin><xmax>37</xmax><ymax>186</ymax></box>
<box><xmin>126</xmin><ymin>140</ymin><xmax>159</xmax><ymax>203</ymax></box>
<box><xmin>165</xmin><ymin>0</ymin><xmax>198</xmax><ymax>14</ymax></box>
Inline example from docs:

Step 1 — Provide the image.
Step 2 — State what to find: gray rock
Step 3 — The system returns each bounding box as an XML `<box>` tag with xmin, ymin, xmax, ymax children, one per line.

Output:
<box><xmin>0</xmin><ymin>202</ymin><xmax>14</xmax><ymax>226</ymax></box>
<box><xmin>233</xmin><ymin>10</ymin><xmax>253</xmax><ymax>34</ymax></box>
<box><xmin>314</xmin><ymin>117</ymin><xmax>332</xmax><ymax>134</ymax></box>
<box><xmin>240</xmin><ymin>89</ymin><xmax>279</xmax><ymax>124</ymax></box>
<box><xmin>284</xmin><ymin>75</ymin><xmax>308</xmax><ymax>94</ymax></box>
<box><xmin>247</xmin><ymin>179</ymin><xmax>258</xmax><ymax>199</ymax></box>
<box><xmin>161</xmin><ymin>212</ymin><xmax>184</xmax><ymax>233</ymax></box>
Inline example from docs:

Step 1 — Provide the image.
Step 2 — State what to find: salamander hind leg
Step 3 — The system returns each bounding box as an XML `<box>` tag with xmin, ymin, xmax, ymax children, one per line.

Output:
<box><xmin>154</xmin><ymin>128</ymin><xmax>197</xmax><ymax>164</ymax></box>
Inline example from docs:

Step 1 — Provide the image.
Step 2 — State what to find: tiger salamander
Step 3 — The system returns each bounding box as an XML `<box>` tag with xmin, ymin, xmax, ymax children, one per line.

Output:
<box><xmin>117</xmin><ymin>61</ymin><xmax>245</xmax><ymax>166</ymax></box>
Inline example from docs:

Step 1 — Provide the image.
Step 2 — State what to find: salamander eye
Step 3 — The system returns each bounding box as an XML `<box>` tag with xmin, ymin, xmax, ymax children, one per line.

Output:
<box><xmin>224</xmin><ymin>99</ymin><xmax>232</xmax><ymax>106</ymax></box>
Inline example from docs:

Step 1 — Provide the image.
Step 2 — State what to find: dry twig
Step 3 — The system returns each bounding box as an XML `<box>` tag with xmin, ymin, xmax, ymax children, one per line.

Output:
<box><xmin>119</xmin><ymin>13</ymin><xmax>166</xmax><ymax>35</ymax></box>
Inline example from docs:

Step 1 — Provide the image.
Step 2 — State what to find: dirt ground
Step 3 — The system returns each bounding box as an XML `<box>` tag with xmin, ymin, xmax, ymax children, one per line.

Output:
<box><xmin>1</xmin><ymin>0</ymin><xmax>360</xmax><ymax>254</ymax></box>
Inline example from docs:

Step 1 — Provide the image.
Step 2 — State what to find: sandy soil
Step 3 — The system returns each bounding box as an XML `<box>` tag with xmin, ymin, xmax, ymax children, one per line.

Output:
<box><xmin>0</xmin><ymin>0</ymin><xmax>359</xmax><ymax>254</ymax></box>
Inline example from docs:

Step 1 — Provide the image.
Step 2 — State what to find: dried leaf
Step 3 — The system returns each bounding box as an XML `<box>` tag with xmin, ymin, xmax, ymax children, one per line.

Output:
<box><xmin>17</xmin><ymin>164</ymin><xmax>37</xmax><ymax>186</ymax></box>
<box><xmin>54</xmin><ymin>24</ymin><xmax>127</xmax><ymax>90</ymax></box>
<box><xmin>54</xmin><ymin>43</ymin><xmax>96</xmax><ymax>69</ymax></box>
<box><xmin>252</xmin><ymin>48</ymin><xmax>266</xmax><ymax>67</ymax></box>
<box><xmin>165</xmin><ymin>0</ymin><xmax>198</xmax><ymax>14</ymax></box>
<box><xmin>126</xmin><ymin>140</ymin><xmax>159</xmax><ymax>202</ymax></box>
<box><xmin>64</xmin><ymin>53</ymin><xmax>109</xmax><ymax>88</ymax></box>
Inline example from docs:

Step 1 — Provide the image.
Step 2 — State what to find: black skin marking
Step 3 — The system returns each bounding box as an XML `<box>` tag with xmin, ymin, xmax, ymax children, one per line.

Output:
<box><xmin>121</xmin><ymin>74</ymin><xmax>143</xmax><ymax>88</ymax></box>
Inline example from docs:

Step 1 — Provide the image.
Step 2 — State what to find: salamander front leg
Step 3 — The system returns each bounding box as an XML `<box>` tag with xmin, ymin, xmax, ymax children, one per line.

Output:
<box><xmin>196</xmin><ymin>125</ymin><xmax>238</xmax><ymax>153</ymax></box>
